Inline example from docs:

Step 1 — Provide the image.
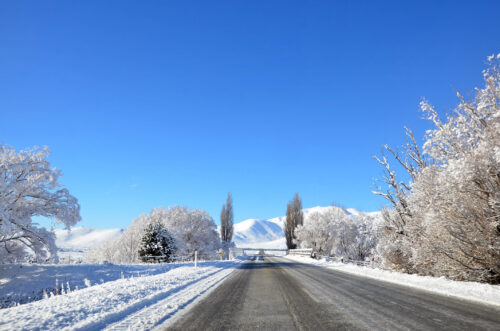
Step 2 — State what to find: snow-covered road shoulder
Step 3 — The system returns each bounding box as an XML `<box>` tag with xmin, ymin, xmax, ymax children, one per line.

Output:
<box><xmin>0</xmin><ymin>260</ymin><xmax>241</xmax><ymax>331</ymax></box>
<box><xmin>285</xmin><ymin>255</ymin><xmax>500</xmax><ymax>308</ymax></box>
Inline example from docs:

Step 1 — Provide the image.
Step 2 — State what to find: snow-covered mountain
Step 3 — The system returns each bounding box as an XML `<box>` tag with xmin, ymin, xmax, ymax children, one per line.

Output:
<box><xmin>55</xmin><ymin>227</ymin><xmax>123</xmax><ymax>249</ymax></box>
<box><xmin>55</xmin><ymin>227</ymin><xmax>122</xmax><ymax>260</ymax></box>
<box><xmin>232</xmin><ymin>218</ymin><xmax>285</xmax><ymax>248</ymax></box>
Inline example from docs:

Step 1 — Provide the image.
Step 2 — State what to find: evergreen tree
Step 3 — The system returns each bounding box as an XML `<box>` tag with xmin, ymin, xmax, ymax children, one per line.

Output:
<box><xmin>138</xmin><ymin>222</ymin><xmax>176</xmax><ymax>263</ymax></box>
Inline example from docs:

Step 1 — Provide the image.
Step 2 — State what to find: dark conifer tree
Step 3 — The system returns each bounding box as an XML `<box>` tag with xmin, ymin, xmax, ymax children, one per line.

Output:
<box><xmin>138</xmin><ymin>222</ymin><xmax>176</xmax><ymax>263</ymax></box>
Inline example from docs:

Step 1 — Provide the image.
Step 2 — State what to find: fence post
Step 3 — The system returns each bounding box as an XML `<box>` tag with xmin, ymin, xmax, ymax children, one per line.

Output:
<box><xmin>194</xmin><ymin>250</ymin><xmax>198</xmax><ymax>268</ymax></box>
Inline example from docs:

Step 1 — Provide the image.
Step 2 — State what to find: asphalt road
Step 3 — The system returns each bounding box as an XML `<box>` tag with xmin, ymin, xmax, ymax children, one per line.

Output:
<box><xmin>167</xmin><ymin>256</ymin><xmax>500</xmax><ymax>331</ymax></box>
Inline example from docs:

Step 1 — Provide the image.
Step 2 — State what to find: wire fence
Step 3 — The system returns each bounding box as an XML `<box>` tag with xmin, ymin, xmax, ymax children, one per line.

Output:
<box><xmin>140</xmin><ymin>254</ymin><xmax>196</xmax><ymax>263</ymax></box>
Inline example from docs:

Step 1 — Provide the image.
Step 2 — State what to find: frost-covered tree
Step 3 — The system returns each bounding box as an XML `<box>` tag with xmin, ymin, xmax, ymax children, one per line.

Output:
<box><xmin>87</xmin><ymin>206</ymin><xmax>220</xmax><ymax>263</ymax></box>
<box><xmin>164</xmin><ymin>206</ymin><xmax>220</xmax><ymax>259</ymax></box>
<box><xmin>372</xmin><ymin>126</ymin><xmax>427</xmax><ymax>273</ymax></box>
<box><xmin>284</xmin><ymin>193</ymin><xmax>303</xmax><ymax>249</ymax></box>
<box><xmin>86</xmin><ymin>219</ymin><xmax>142</xmax><ymax>264</ymax></box>
<box><xmin>295</xmin><ymin>206</ymin><xmax>377</xmax><ymax>260</ymax></box>
<box><xmin>374</xmin><ymin>54</ymin><xmax>500</xmax><ymax>283</ymax></box>
<box><xmin>295</xmin><ymin>207</ymin><xmax>342</xmax><ymax>255</ymax></box>
<box><xmin>338</xmin><ymin>216</ymin><xmax>377</xmax><ymax>261</ymax></box>
<box><xmin>220</xmin><ymin>193</ymin><xmax>234</xmax><ymax>256</ymax></box>
<box><xmin>138</xmin><ymin>222</ymin><xmax>176</xmax><ymax>263</ymax></box>
<box><xmin>0</xmin><ymin>145</ymin><xmax>81</xmax><ymax>263</ymax></box>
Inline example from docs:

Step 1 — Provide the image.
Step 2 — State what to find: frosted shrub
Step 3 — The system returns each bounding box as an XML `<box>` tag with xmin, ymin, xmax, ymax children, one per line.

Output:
<box><xmin>374</xmin><ymin>54</ymin><xmax>500</xmax><ymax>283</ymax></box>
<box><xmin>295</xmin><ymin>206</ymin><xmax>377</xmax><ymax>260</ymax></box>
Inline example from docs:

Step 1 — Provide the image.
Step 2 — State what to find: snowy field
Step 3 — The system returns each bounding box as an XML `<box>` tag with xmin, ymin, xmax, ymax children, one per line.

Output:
<box><xmin>0</xmin><ymin>262</ymin><xmax>197</xmax><ymax>308</ymax></box>
<box><xmin>286</xmin><ymin>255</ymin><xmax>500</xmax><ymax>308</ymax></box>
<box><xmin>0</xmin><ymin>260</ymin><xmax>241</xmax><ymax>330</ymax></box>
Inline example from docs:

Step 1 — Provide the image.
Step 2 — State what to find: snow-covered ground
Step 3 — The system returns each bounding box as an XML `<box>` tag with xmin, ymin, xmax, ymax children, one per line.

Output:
<box><xmin>0</xmin><ymin>262</ymin><xmax>192</xmax><ymax>308</ymax></box>
<box><xmin>286</xmin><ymin>255</ymin><xmax>500</xmax><ymax>308</ymax></box>
<box><xmin>0</xmin><ymin>260</ymin><xmax>241</xmax><ymax>330</ymax></box>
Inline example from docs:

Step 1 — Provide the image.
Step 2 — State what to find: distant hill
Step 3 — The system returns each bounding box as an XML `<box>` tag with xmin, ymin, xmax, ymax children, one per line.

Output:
<box><xmin>232</xmin><ymin>218</ymin><xmax>285</xmax><ymax>248</ymax></box>
<box><xmin>55</xmin><ymin>227</ymin><xmax>123</xmax><ymax>261</ymax></box>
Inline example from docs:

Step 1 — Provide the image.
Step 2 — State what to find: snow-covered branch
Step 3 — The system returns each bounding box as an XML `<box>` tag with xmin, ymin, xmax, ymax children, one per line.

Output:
<box><xmin>0</xmin><ymin>145</ymin><xmax>81</xmax><ymax>263</ymax></box>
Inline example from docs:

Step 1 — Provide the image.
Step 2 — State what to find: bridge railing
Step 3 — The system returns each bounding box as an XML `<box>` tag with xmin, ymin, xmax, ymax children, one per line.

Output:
<box><xmin>236</xmin><ymin>248</ymin><xmax>288</xmax><ymax>252</ymax></box>
<box><xmin>230</xmin><ymin>247</ymin><xmax>290</xmax><ymax>258</ymax></box>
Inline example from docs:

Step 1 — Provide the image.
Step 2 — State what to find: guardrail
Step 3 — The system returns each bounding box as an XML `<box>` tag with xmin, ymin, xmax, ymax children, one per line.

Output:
<box><xmin>288</xmin><ymin>248</ymin><xmax>313</xmax><ymax>257</ymax></box>
<box><xmin>316</xmin><ymin>254</ymin><xmax>373</xmax><ymax>267</ymax></box>
<box><xmin>236</xmin><ymin>248</ymin><xmax>288</xmax><ymax>251</ymax></box>
<box><xmin>230</xmin><ymin>248</ymin><xmax>289</xmax><ymax>257</ymax></box>
<box><xmin>343</xmin><ymin>258</ymin><xmax>371</xmax><ymax>267</ymax></box>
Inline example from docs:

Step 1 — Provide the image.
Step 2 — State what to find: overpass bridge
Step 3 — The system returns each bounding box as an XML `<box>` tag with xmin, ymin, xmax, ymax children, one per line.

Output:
<box><xmin>232</xmin><ymin>247</ymin><xmax>288</xmax><ymax>256</ymax></box>
<box><xmin>229</xmin><ymin>247</ymin><xmax>313</xmax><ymax>259</ymax></box>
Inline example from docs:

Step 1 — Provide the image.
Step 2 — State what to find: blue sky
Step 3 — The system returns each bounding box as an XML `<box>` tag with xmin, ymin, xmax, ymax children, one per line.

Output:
<box><xmin>1</xmin><ymin>1</ymin><xmax>499</xmax><ymax>229</ymax></box>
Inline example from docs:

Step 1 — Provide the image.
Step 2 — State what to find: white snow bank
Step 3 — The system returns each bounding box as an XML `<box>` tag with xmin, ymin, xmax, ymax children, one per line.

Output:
<box><xmin>0</xmin><ymin>263</ymin><xmax>192</xmax><ymax>308</ymax></box>
<box><xmin>286</xmin><ymin>255</ymin><xmax>500</xmax><ymax>307</ymax></box>
<box><xmin>0</xmin><ymin>261</ymin><xmax>240</xmax><ymax>330</ymax></box>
